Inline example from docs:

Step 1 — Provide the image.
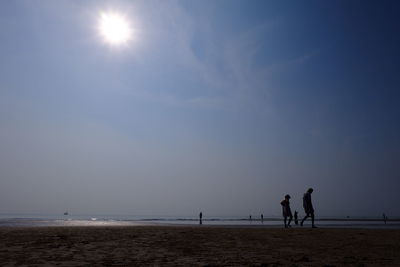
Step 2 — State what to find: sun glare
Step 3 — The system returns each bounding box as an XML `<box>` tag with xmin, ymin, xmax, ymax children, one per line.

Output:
<box><xmin>98</xmin><ymin>12</ymin><xmax>132</xmax><ymax>46</ymax></box>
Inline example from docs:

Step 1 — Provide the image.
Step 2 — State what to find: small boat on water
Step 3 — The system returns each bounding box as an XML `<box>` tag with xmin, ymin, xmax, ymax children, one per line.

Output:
<box><xmin>64</xmin><ymin>211</ymin><xmax>69</xmax><ymax>215</ymax></box>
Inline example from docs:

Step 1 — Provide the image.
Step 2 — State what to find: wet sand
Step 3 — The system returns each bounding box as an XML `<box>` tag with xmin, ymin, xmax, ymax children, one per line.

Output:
<box><xmin>1</xmin><ymin>226</ymin><xmax>399</xmax><ymax>266</ymax></box>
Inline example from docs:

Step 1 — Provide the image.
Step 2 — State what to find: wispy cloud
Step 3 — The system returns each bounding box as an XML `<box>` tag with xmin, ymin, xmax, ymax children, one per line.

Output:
<box><xmin>125</xmin><ymin>2</ymin><xmax>317</xmax><ymax>111</ymax></box>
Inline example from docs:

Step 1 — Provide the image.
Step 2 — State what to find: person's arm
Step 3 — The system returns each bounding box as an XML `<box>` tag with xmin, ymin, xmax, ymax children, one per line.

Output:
<box><xmin>303</xmin><ymin>194</ymin><xmax>310</xmax><ymax>210</ymax></box>
<box><xmin>308</xmin><ymin>195</ymin><xmax>314</xmax><ymax>210</ymax></box>
<box><xmin>304</xmin><ymin>193</ymin><xmax>312</xmax><ymax>210</ymax></box>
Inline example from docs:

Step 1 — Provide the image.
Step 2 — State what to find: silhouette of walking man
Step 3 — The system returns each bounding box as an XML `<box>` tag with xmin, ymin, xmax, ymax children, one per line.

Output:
<box><xmin>199</xmin><ymin>212</ymin><xmax>203</xmax><ymax>225</ymax></box>
<box><xmin>301</xmin><ymin>188</ymin><xmax>317</xmax><ymax>228</ymax></box>
<box><xmin>261</xmin><ymin>214</ymin><xmax>264</xmax><ymax>224</ymax></box>
<box><xmin>280</xmin><ymin>194</ymin><xmax>293</xmax><ymax>228</ymax></box>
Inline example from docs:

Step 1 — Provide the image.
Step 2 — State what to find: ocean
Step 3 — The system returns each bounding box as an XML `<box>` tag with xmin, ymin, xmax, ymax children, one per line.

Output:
<box><xmin>0</xmin><ymin>214</ymin><xmax>399</xmax><ymax>229</ymax></box>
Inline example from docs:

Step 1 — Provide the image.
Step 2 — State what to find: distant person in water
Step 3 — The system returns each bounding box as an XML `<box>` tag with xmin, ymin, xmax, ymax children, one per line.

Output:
<box><xmin>301</xmin><ymin>188</ymin><xmax>317</xmax><ymax>228</ymax></box>
<box><xmin>199</xmin><ymin>212</ymin><xmax>203</xmax><ymax>225</ymax></box>
<box><xmin>280</xmin><ymin>194</ymin><xmax>293</xmax><ymax>228</ymax></box>
<box><xmin>261</xmin><ymin>214</ymin><xmax>264</xmax><ymax>223</ymax></box>
<box><xmin>383</xmin><ymin>213</ymin><xmax>387</xmax><ymax>224</ymax></box>
<box><xmin>294</xmin><ymin>210</ymin><xmax>298</xmax><ymax>225</ymax></box>
<box><xmin>249</xmin><ymin>215</ymin><xmax>252</xmax><ymax>222</ymax></box>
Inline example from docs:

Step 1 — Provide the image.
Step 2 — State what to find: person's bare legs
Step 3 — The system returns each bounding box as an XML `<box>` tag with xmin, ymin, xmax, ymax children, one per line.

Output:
<box><xmin>301</xmin><ymin>212</ymin><xmax>317</xmax><ymax>228</ymax></box>
<box><xmin>287</xmin><ymin>215</ymin><xmax>293</xmax><ymax>227</ymax></box>
<box><xmin>311</xmin><ymin>212</ymin><xmax>317</xmax><ymax>228</ymax></box>
<box><xmin>300</xmin><ymin>213</ymin><xmax>309</xmax><ymax>226</ymax></box>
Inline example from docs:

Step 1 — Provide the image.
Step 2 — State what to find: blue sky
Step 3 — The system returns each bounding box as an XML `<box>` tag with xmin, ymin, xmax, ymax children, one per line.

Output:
<box><xmin>0</xmin><ymin>0</ymin><xmax>399</xmax><ymax>217</ymax></box>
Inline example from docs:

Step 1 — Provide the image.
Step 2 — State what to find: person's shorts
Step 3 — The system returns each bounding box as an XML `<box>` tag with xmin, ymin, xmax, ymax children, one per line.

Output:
<box><xmin>283</xmin><ymin>211</ymin><xmax>293</xmax><ymax>217</ymax></box>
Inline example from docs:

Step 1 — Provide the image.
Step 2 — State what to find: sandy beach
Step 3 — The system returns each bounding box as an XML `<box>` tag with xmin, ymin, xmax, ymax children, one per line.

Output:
<box><xmin>0</xmin><ymin>226</ymin><xmax>399</xmax><ymax>266</ymax></box>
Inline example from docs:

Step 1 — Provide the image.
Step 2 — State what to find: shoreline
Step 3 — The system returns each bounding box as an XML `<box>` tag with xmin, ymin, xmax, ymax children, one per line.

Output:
<box><xmin>1</xmin><ymin>224</ymin><xmax>400</xmax><ymax>230</ymax></box>
<box><xmin>1</xmin><ymin>218</ymin><xmax>400</xmax><ymax>229</ymax></box>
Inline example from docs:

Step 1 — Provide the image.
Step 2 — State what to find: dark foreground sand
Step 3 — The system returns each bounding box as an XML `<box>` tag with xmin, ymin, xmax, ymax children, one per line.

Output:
<box><xmin>1</xmin><ymin>226</ymin><xmax>399</xmax><ymax>266</ymax></box>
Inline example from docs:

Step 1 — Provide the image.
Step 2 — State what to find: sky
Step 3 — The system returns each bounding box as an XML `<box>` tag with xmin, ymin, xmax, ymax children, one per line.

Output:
<box><xmin>0</xmin><ymin>0</ymin><xmax>399</xmax><ymax>217</ymax></box>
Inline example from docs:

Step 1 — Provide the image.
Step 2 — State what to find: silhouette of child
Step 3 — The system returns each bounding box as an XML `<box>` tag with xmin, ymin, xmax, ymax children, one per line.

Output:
<box><xmin>280</xmin><ymin>194</ymin><xmax>293</xmax><ymax>228</ymax></box>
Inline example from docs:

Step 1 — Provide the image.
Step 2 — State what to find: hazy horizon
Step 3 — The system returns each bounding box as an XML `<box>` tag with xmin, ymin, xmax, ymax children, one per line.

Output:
<box><xmin>1</xmin><ymin>0</ymin><xmax>399</xmax><ymax>218</ymax></box>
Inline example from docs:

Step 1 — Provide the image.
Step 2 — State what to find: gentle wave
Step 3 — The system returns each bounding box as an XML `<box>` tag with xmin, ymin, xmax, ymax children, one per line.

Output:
<box><xmin>0</xmin><ymin>215</ymin><xmax>399</xmax><ymax>228</ymax></box>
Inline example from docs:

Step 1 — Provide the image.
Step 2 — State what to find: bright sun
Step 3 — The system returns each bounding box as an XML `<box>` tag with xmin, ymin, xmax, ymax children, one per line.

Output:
<box><xmin>98</xmin><ymin>12</ymin><xmax>132</xmax><ymax>46</ymax></box>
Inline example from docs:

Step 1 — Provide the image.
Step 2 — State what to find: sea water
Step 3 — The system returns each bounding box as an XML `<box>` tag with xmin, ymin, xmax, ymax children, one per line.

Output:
<box><xmin>0</xmin><ymin>213</ymin><xmax>399</xmax><ymax>229</ymax></box>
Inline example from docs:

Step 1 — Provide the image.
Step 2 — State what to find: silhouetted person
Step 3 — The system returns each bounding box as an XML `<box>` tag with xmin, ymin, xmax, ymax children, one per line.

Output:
<box><xmin>294</xmin><ymin>210</ymin><xmax>298</xmax><ymax>225</ymax></box>
<box><xmin>199</xmin><ymin>212</ymin><xmax>203</xmax><ymax>225</ymax></box>
<box><xmin>261</xmin><ymin>214</ymin><xmax>264</xmax><ymax>224</ymax></box>
<box><xmin>301</xmin><ymin>188</ymin><xmax>316</xmax><ymax>228</ymax></box>
<box><xmin>383</xmin><ymin>213</ymin><xmax>387</xmax><ymax>225</ymax></box>
<box><xmin>249</xmin><ymin>215</ymin><xmax>252</xmax><ymax>222</ymax></box>
<box><xmin>280</xmin><ymin>194</ymin><xmax>293</xmax><ymax>228</ymax></box>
